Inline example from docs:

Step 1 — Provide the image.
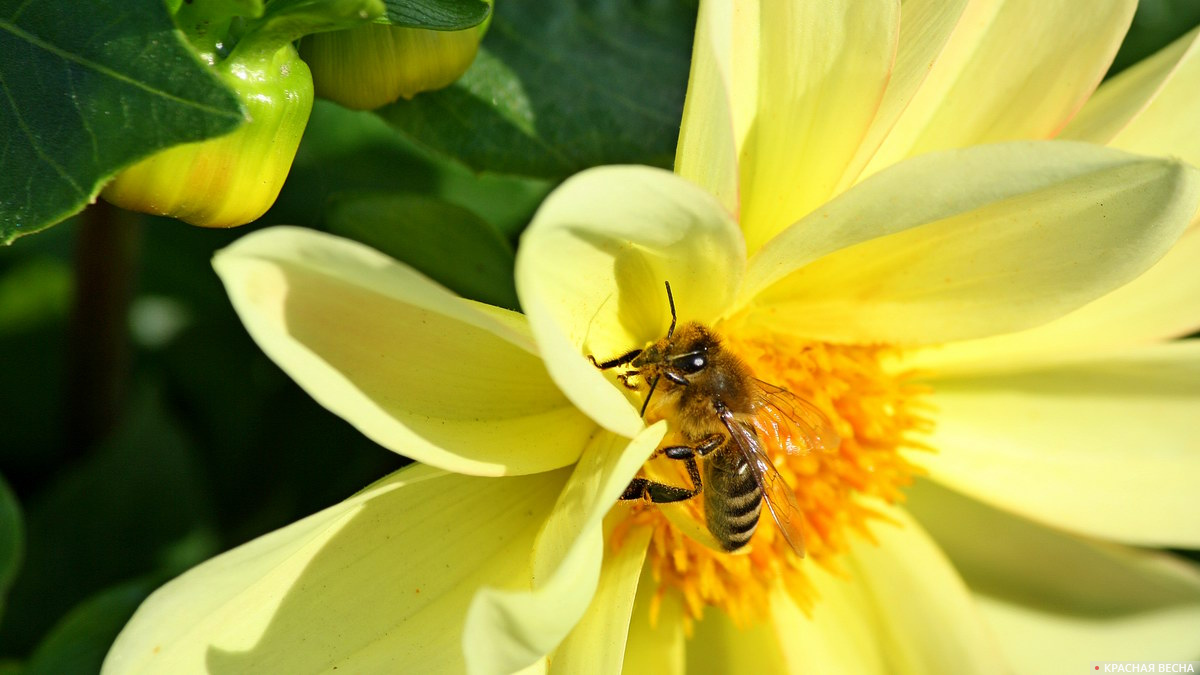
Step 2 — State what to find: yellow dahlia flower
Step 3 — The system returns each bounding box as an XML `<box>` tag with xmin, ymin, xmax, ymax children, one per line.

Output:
<box><xmin>106</xmin><ymin>1</ymin><xmax>1200</xmax><ymax>673</ymax></box>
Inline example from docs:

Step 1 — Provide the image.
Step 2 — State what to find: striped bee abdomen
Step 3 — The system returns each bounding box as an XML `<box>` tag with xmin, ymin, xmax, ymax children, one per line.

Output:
<box><xmin>703</xmin><ymin>445</ymin><xmax>763</xmax><ymax>551</ymax></box>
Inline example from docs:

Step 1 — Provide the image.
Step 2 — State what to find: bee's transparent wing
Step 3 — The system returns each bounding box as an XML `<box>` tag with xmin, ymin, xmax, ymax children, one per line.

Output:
<box><xmin>746</xmin><ymin>379</ymin><xmax>841</xmax><ymax>457</ymax></box>
<box><xmin>720</xmin><ymin>410</ymin><xmax>807</xmax><ymax>558</ymax></box>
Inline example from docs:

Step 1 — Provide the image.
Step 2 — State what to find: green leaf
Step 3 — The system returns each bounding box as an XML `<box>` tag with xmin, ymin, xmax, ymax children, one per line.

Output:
<box><xmin>0</xmin><ymin>387</ymin><xmax>215</xmax><ymax>656</ymax></box>
<box><xmin>0</xmin><ymin>0</ymin><xmax>244</xmax><ymax>244</ymax></box>
<box><xmin>324</xmin><ymin>191</ymin><xmax>520</xmax><ymax>309</ymax></box>
<box><xmin>23</xmin><ymin>579</ymin><xmax>154</xmax><ymax>675</ymax></box>
<box><xmin>382</xmin><ymin>0</ymin><xmax>490</xmax><ymax>30</ymax></box>
<box><xmin>377</xmin><ymin>0</ymin><xmax>695</xmax><ymax>178</ymax></box>
<box><xmin>0</xmin><ymin>473</ymin><xmax>22</xmax><ymax>623</ymax></box>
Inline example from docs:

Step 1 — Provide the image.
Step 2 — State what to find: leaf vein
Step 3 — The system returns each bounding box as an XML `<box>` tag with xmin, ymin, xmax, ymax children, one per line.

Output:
<box><xmin>0</xmin><ymin>65</ymin><xmax>86</xmax><ymax>198</ymax></box>
<box><xmin>0</xmin><ymin>18</ymin><xmax>242</xmax><ymax>122</ymax></box>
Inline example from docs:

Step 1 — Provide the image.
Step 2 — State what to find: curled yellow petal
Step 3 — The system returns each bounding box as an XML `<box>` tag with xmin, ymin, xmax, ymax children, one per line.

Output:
<box><xmin>462</xmin><ymin>424</ymin><xmax>665</xmax><ymax>675</ymax></box>
<box><xmin>549</xmin><ymin>514</ymin><xmax>651</xmax><ymax>675</ymax></box>
<box><xmin>516</xmin><ymin>166</ymin><xmax>745</xmax><ymax>438</ymax></box>
<box><xmin>215</xmin><ymin>226</ymin><xmax>594</xmax><ymax>476</ymax></box>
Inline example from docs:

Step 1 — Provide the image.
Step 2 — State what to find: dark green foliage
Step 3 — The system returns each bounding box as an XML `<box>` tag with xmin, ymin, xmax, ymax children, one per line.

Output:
<box><xmin>378</xmin><ymin>0</ymin><xmax>696</xmax><ymax>178</ymax></box>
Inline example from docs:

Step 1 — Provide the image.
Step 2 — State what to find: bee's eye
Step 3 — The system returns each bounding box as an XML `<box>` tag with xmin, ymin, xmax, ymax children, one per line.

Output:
<box><xmin>678</xmin><ymin>353</ymin><xmax>707</xmax><ymax>374</ymax></box>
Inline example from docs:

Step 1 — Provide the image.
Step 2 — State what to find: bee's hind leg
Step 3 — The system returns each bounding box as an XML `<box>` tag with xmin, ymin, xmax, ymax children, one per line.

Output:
<box><xmin>624</xmin><ymin>435</ymin><xmax>724</xmax><ymax>503</ymax></box>
<box><xmin>621</xmin><ymin>457</ymin><xmax>702</xmax><ymax>503</ymax></box>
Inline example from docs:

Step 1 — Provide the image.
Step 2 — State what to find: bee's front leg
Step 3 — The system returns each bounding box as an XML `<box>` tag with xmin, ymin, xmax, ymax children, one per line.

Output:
<box><xmin>616</xmin><ymin>371</ymin><xmax>641</xmax><ymax>391</ymax></box>
<box><xmin>587</xmin><ymin>348</ymin><xmax>643</xmax><ymax>370</ymax></box>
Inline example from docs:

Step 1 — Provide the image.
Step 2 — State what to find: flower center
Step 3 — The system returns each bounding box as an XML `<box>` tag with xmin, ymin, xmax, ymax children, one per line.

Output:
<box><xmin>611</xmin><ymin>325</ymin><xmax>930</xmax><ymax>632</ymax></box>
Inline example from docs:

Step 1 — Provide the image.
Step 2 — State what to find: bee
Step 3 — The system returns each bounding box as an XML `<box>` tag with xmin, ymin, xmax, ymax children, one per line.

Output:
<box><xmin>589</xmin><ymin>282</ymin><xmax>839</xmax><ymax>556</ymax></box>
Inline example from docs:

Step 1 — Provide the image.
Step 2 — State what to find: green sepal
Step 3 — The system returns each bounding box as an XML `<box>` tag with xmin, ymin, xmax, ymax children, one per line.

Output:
<box><xmin>101</xmin><ymin>0</ymin><xmax>387</xmax><ymax>228</ymax></box>
<box><xmin>240</xmin><ymin>0</ymin><xmax>387</xmax><ymax>53</ymax></box>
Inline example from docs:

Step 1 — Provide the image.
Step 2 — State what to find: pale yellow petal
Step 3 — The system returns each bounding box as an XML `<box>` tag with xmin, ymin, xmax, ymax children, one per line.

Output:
<box><xmin>771</xmin><ymin>572</ymin><xmax>887</xmax><ymax>675</ymax></box>
<box><xmin>979</xmin><ymin>596</ymin><xmax>1200</xmax><ymax>673</ymax></box>
<box><xmin>833</xmin><ymin>0</ymin><xmax>972</xmax><ymax>194</ymax></box>
<box><xmin>621</xmin><ymin>567</ymin><xmax>685</xmax><ymax>675</ymax></box>
<box><xmin>1108</xmin><ymin>27</ymin><xmax>1200</xmax><ymax>167</ymax></box>
<box><xmin>906</xmin><ymin>479</ymin><xmax>1200</xmax><ymax>673</ymax></box>
<box><xmin>674</xmin><ymin>0</ymin><xmax>738</xmax><ymax>213</ymax></box>
<box><xmin>1060</xmin><ymin>27</ymin><xmax>1200</xmax><ymax>146</ymax></box>
<box><xmin>864</xmin><ymin>0</ymin><xmax>1135</xmax><ymax>177</ymax></box>
<box><xmin>686</xmin><ymin>603</ymin><xmax>789</xmax><ymax>675</ymax></box>
<box><xmin>103</xmin><ymin>465</ymin><xmax>569</xmax><ymax>674</ymax></box>
<box><xmin>215</xmin><ymin>227</ymin><xmax>594</xmax><ymax>476</ymax></box>
<box><xmin>773</xmin><ymin>505</ymin><xmax>1004</xmax><ymax>674</ymax></box>
<box><xmin>462</xmin><ymin>424</ymin><xmax>665</xmax><ymax>675</ymax></box>
<box><xmin>516</xmin><ymin>166</ymin><xmax>745</xmax><ymax>437</ymax></box>
<box><xmin>914</xmin><ymin>341</ymin><xmax>1200</xmax><ymax>546</ymax></box>
<box><xmin>897</xmin><ymin>217</ymin><xmax>1200</xmax><ymax>376</ymax></box>
<box><xmin>549</xmin><ymin>516</ymin><xmax>651</xmax><ymax>675</ymax></box>
<box><xmin>729</xmin><ymin>1</ymin><xmax>758</xmax><ymax>159</ymax></box>
<box><xmin>843</xmin><ymin>505</ymin><xmax>1005</xmax><ymax>674</ymax></box>
<box><xmin>739</xmin><ymin>142</ymin><xmax>1199</xmax><ymax>346</ymax></box>
<box><xmin>738</xmin><ymin>0</ymin><xmax>899</xmax><ymax>253</ymax></box>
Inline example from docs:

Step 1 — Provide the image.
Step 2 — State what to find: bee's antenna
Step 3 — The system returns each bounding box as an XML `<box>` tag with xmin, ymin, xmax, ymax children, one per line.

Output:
<box><xmin>664</xmin><ymin>281</ymin><xmax>677</xmax><ymax>339</ymax></box>
<box><xmin>640</xmin><ymin>374</ymin><xmax>660</xmax><ymax>418</ymax></box>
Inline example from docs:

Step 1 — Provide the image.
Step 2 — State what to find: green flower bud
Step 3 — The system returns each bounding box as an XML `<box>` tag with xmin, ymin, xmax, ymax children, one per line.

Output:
<box><xmin>102</xmin><ymin>43</ymin><xmax>314</xmax><ymax>228</ymax></box>
<box><xmin>301</xmin><ymin>4</ymin><xmax>492</xmax><ymax>110</ymax></box>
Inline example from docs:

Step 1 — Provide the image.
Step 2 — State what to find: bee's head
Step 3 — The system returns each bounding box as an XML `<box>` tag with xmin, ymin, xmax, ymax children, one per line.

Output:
<box><xmin>632</xmin><ymin>322</ymin><xmax>715</xmax><ymax>384</ymax></box>
<box><xmin>625</xmin><ymin>281</ymin><xmax>723</xmax><ymax>418</ymax></box>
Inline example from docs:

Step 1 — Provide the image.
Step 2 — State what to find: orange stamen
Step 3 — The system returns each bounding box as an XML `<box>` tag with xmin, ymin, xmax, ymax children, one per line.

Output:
<box><xmin>613</xmin><ymin>327</ymin><xmax>931</xmax><ymax>629</ymax></box>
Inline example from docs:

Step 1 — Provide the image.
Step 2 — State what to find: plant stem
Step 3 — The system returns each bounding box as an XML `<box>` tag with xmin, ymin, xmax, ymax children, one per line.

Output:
<box><xmin>65</xmin><ymin>201</ymin><xmax>142</xmax><ymax>453</ymax></box>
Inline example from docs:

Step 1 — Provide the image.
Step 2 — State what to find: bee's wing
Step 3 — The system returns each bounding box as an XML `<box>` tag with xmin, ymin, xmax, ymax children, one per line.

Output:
<box><xmin>719</xmin><ymin>408</ymin><xmax>807</xmax><ymax>558</ymax></box>
<box><xmin>746</xmin><ymin>379</ymin><xmax>841</xmax><ymax>456</ymax></box>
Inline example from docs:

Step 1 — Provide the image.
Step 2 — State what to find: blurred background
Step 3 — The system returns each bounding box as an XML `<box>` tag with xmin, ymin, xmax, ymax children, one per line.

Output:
<box><xmin>1</xmin><ymin>0</ymin><xmax>1199</xmax><ymax>672</ymax></box>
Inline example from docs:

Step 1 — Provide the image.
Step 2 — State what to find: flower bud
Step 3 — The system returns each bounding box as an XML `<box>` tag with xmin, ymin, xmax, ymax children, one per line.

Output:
<box><xmin>301</xmin><ymin>5</ymin><xmax>491</xmax><ymax>110</ymax></box>
<box><xmin>102</xmin><ymin>44</ymin><xmax>314</xmax><ymax>228</ymax></box>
